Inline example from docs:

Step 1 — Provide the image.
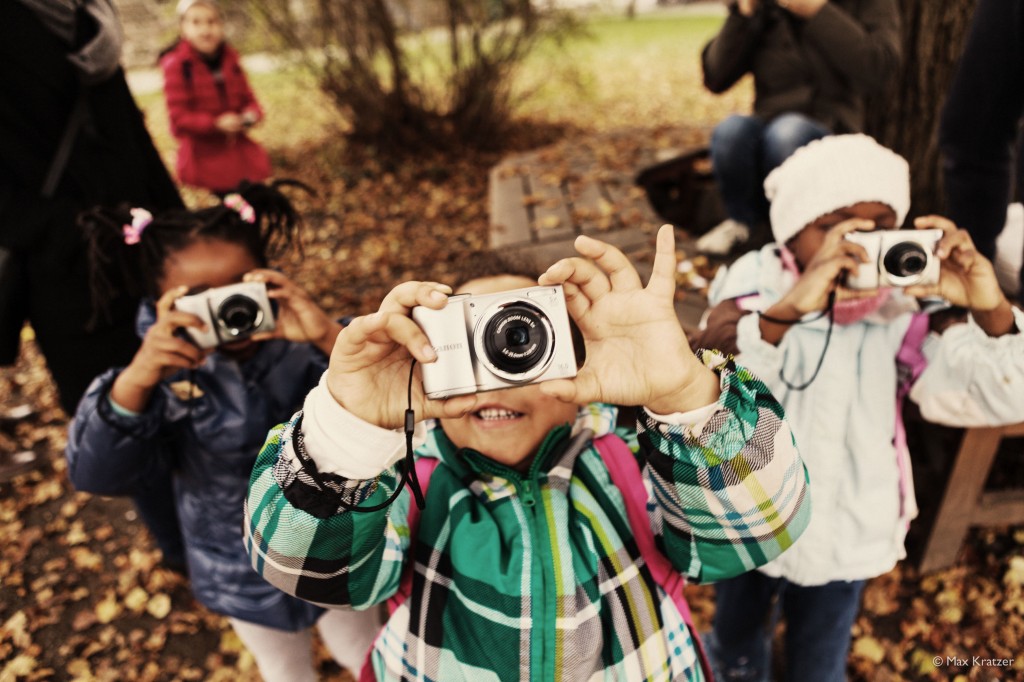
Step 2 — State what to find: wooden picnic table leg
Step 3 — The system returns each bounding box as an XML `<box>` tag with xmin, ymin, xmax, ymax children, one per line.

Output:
<box><xmin>917</xmin><ymin>426</ymin><xmax>1005</xmax><ymax>574</ymax></box>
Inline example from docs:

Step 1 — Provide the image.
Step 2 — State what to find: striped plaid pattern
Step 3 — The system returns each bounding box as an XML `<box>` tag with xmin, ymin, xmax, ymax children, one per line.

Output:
<box><xmin>245</xmin><ymin>352</ymin><xmax>810</xmax><ymax>681</ymax></box>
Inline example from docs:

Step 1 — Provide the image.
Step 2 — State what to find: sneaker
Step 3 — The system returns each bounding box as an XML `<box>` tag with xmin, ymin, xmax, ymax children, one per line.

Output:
<box><xmin>0</xmin><ymin>449</ymin><xmax>46</xmax><ymax>482</ymax></box>
<box><xmin>696</xmin><ymin>219</ymin><xmax>750</xmax><ymax>256</ymax></box>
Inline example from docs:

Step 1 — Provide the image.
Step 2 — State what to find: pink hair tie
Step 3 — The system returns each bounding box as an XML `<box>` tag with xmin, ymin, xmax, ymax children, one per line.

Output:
<box><xmin>223</xmin><ymin>193</ymin><xmax>256</xmax><ymax>224</ymax></box>
<box><xmin>122</xmin><ymin>208</ymin><xmax>153</xmax><ymax>245</ymax></box>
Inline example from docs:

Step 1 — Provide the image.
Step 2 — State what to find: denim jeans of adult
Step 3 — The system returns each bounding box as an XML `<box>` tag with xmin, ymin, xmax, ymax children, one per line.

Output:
<box><xmin>707</xmin><ymin>570</ymin><xmax>866</xmax><ymax>682</ymax></box>
<box><xmin>710</xmin><ymin>113</ymin><xmax>833</xmax><ymax>229</ymax></box>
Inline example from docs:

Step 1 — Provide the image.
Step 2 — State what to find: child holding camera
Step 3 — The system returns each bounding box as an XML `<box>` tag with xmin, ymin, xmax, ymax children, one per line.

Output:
<box><xmin>65</xmin><ymin>182</ymin><xmax>380</xmax><ymax>682</ymax></box>
<box><xmin>160</xmin><ymin>0</ymin><xmax>271</xmax><ymax>194</ymax></box>
<box><xmin>243</xmin><ymin>225</ymin><xmax>812</xmax><ymax>681</ymax></box>
<box><xmin>694</xmin><ymin>134</ymin><xmax>1024</xmax><ymax>681</ymax></box>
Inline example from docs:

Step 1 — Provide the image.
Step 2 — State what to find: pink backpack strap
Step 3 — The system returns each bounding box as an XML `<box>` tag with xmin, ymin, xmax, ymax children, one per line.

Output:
<box><xmin>594</xmin><ymin>433</ymin><xmax>713</xmax><ymax>681</ymax></box>
<box><xmin>390</xmin><ymin>456</ymin><xmax>440</xmax><ymax>613</ymax></box>
<box><xmin>894</xmin><ymin>312</ymin><xmax>930</xmax><ymax>525</ymax></box>
<box><xmin>359</xmin><ymin>456</ymin><xmax>440</xmax><ymax>682</ymax></box>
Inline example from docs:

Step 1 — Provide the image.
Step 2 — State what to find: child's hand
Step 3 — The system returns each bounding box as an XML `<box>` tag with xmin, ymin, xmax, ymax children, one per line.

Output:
<box><xmin>244</xmin><ymin>270</ymin><xmax>342</xmax><ymax>356</ymax></box>
<box><xmin>215</xmin><ymin>112</ymin><xmax>244</xmax><ymax>133</ymax></box>
<box><xmin>904</xmin><ymin>216</ymin><xmax>1004</xmax><ymax>309</ymax></box>
<box><xmin>778</xmin><ymin>218</ymin><xmax>871</xmax><ymax>317</ymax></box>
<box><xmin>537</xmin><ymin>225</ymin><xmax>720</xmax><ymax>414</ymax></box>
<box><xmin>324</xmin><ymin>282</ymin><xmax>479</xmax><ymax>429</ymax></box>
<box><xmin>905</xmin><ymin>215</ymin><xmax>1015</xmax><ymax>336</ymax></box>
<box><xmin>779</xmin><ymin>0</ymin><xmax>827</xmax><ymax>19</ymax></box>
<box><xmin>737</xmin><ymin>0</ymin><xmax>759</xmax><ymax>17</ymax></box>
<box><xmin>111</xmin><ymin>286</ymin><xmax>210</xmax><ymax>412</ymax></box>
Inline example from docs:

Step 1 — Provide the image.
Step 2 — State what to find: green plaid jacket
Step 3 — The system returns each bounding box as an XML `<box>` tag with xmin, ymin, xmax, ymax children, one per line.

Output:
<box><xmin>245</xmin><ymin>353</ymin><xmax>810</xmax><ymax>681</ymax></box>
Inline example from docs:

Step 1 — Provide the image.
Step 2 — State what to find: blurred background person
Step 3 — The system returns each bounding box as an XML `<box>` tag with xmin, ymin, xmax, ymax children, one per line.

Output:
<box><xmin>939</xmin><ymin>0</ymin><xmax>1024</xmax><ymax>300</ymax></box>
<box><xmin>0</xmin><ymin>0</ymin><xmax>184</xmax><ymax>563</ymax></box>
<box><xmin>697</xmin><ymin>0</ymin><xmax>900</xmax><ymax>256</ymax></box>
<box><xmin>160</xmin><ymin>0</ymin><xmax>271</xmax><ymax>196</ymax></box>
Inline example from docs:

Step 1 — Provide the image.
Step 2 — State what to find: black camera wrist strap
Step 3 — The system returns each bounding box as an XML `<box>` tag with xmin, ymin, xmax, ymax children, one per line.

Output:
<box><xmin>330</xmin><ymin>360</ymin><xmax>425</xmax><ymax>513</ymax></box>
<box><xmin>776</xmin><ymin>290</ymin><xmax>836</xmax><ymax>391</ymax></box>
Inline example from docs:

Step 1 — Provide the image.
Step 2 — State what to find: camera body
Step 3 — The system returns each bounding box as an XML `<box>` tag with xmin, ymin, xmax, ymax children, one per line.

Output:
<box><xmin>843</xmin><ymin>228</ymin><xmax>943</xmax><ymax>290</ymax></box>
<box><xmin>412</xmin><ymin>285</ymin><xmax>578</xmax><ymax>400</ymax></box>
<box><xmin>174</xmin><ymin>281</ymin><xmax>276</xmax><ymax>349</ymax></box>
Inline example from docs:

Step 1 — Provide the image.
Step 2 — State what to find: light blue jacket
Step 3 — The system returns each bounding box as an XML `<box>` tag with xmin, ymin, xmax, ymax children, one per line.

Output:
<box><xmin>706</xmin><ymin>245</ymin><xmax>1024</xmax><ymax>584</ymax></box>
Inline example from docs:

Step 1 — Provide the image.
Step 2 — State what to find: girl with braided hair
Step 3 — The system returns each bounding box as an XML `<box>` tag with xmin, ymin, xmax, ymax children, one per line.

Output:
<box><xmin>66</xmin><ymin>181</ymin><xmax>381</xmax><ymax>681</ymax></box>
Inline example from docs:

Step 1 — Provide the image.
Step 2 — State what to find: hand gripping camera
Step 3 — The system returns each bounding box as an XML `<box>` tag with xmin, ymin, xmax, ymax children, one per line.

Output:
<box><xmin>412</xmin><ymin>285</ymin><xmax>578</xmax><ymax>400</ymax></box>
<box><xmin>174</xmin><ymin>281</ymin><xmax>276</xmax><ymax>349</ymax></box>
<box><xmin>843</xmin><ymin>229</ymin><xmax>943</xmax><ymax>290</ymax></box>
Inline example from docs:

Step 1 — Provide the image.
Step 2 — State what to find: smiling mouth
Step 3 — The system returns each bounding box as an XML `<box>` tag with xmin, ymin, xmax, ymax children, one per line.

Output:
<box><xmin>473</xmin><ymin>407</ymin><xmax>524</xmax><ymax>421</ymax></box>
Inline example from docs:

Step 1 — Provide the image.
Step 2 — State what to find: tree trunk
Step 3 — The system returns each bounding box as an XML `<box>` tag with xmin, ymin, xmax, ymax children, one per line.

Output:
<box><xmin>865</xmin><ymin>0</ymin><xmax>977</xmax><ymax>217</ymax></box>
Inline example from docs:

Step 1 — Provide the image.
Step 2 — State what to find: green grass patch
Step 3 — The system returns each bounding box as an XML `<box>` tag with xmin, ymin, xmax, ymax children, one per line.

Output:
<box><xmin>132</xmin><ymin>8</ymin><xmax>745</xmax><ymax>164</ymax></box>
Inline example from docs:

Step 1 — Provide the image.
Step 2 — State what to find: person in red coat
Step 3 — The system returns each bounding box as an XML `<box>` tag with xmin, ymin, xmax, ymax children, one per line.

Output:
<box><xmin>160</xmin><ymin>0</ymin><xmax>271</xmax><ymax>195</ymax></box>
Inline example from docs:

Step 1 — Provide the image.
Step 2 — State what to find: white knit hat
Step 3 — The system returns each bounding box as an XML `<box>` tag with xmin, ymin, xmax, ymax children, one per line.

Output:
<box><xmin>763</xmin><ymin>134</ymin><xmax>911</xmax><ymax>245</ymax></box>
<box><xmin>177</xmin><ymin>0</ymin><xmax>221</xmax><ymax>17</ymax></box>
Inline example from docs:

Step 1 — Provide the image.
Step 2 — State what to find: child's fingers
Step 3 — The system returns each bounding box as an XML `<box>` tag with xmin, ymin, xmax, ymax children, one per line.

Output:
<box><xmin>836</xmin><ymin>239</ymin><xmax>870</xmax><ymax>264</ymax></box>
<box><xmin>572</xmin><ymin>234</ymin><xmax>643</xmax><ymax>291</ymax></box>
<box><xmin>914</xmin><ymin>214</ymin><xmax>958</xmax><ymax>234</ymax></box>
<box><xmin>340</xmin><ymin>312</ymin><xmax>438</xmax><ymax>365</ymax></box>
<box><xmin>645</xmin><ymin>224</ymin><xmax>678</xmax><ymax>299</ymax></box>
<box><xmin>143</xmin><ymin>337</ymin><xmax>204</xmax><ymax>371</ymax></box>
<box><xmin>827</xmin><ymin>218</ymin><xmax>875</xmax><ymax>248</ymax></box>
<box><xmin>559</xmin><ymin>281</ymin><xmax>593</xmax><ymax>324</ymax></box>
<box><xmin>830</xmin><ymin>255</ymin><xmax>863</xmax><ymax>279</ymax></box>
<box><xmin>245</xmin><ymin>268</ymin><xmax>290</xmax><ymax>287</ymax></box>
<box><xmin>153</xmin><ymin>333</ymin><xmax>206</xmax><ymax>364</ymax></box>
<box><xmin>156</xmin><ymin>286</ymin><xmax>189</xmax><ymax>317</ymax></box>
<box><xmin>538</xmin><ymin>374</ymin><xmax>597</xmax><ymax>405</ymax></box>
<box><xmin>160</xmin><ymin>349</ymin><xmax>205</xmax><ymax>371</ymax></box>
<box><xmin>161</xmin><ymin>310</ymin><xmax>209</xmax><ymax>335</ymax></box>
<box><xmin>380</xmin><ymin>281</ymin><xmax>452</xmax><ymax>316</ymax></box>
<box><xmin>934</xmin><ymin>228</ymin><xmax>975</xmax><ymax>261</ymax></box>
<box><xmin>541</xmin><ymin>256</ymin><xmax>611</xmax><ymax>304</ymax></box>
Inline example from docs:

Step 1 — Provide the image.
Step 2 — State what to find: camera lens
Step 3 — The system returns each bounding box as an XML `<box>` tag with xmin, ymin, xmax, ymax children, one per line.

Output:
<box><xmin>506</xmin><ymin>325</ymin><xmax>530</xmax><ymax>348</ymax></box>
<box><xmin>216</xmin><ymin>294</ymin><xmax>263</xmax><ymax>337</ymax></box>
<box><xmin>480</xmin><ymin>303</ymin><xmax>551</xmax><ymax>378</ymax></box>
<box><xmin>883</xmin><ymin>242</ymin><xmax>928</xmax><ymax>278</ymax></box>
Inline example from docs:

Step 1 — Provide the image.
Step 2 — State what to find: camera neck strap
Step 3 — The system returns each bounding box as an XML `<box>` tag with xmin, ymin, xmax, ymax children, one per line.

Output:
<box><xmin>775</xmin><ymin>289</ymin><xmax>837</xmax><ymax>391</ymax></box>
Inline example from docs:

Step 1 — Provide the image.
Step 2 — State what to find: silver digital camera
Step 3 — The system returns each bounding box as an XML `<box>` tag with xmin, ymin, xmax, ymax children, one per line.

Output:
<box><xmin>174</xmin><ymin>281</ymin><xmax>276</xmax><ymax>349</ymax></box>
<box><xmin>412</xmin><ymin>285</ymin><xmax>578</xmax><ymax>399</ymax></box>
<box><xmin>843</xmin><ymin>229</ymin><xmax>943</xmax><ymax>290</ymax></box>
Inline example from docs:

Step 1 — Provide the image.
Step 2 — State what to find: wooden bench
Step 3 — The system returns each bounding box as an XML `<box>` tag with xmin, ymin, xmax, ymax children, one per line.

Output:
<box><xmin>917</xmin><ymin>422</ymin><xmax>1024</xmax><ymax>573</ymax></box>
<box><xmin>487</xmin><ymin>132</ymin><xmax>724</xmax><ymax>332</ymax></box>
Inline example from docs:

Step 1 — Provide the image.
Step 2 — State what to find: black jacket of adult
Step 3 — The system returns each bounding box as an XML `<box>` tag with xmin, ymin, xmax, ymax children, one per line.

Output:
<box><xmin>701</xmin><ymin>0</ymin><xmax>902</xmax><ymax>135</ymax></box>
<box><xmin>0</xmin><ymin>1</ymin><xmax>182</xmax><ymax>409</ymax></box>
<box><xmin>0</xmin><ymin>1</ymin><xmax>181</xmax><ymax>248</ymax></box>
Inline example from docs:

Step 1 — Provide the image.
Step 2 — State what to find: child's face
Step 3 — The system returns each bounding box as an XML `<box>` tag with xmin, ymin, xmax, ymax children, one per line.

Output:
<box><xmin>438</xmin><ymin>275</ymin><xmax>580</xmax><ymax>472</ymax></box>
<box><xmin>787</xmin><ymin>201</ymin><xmax>897</xmax><ymax>270</ymax></box>
<box><xmin>180</xmin><ymin>3</ymin><xmax>224</xmax><ymax>57</ymax></box>
<box><xmin>159</xmin><ymin>237</ymin><xmax>260</xmax><ymax>354</ymax></box>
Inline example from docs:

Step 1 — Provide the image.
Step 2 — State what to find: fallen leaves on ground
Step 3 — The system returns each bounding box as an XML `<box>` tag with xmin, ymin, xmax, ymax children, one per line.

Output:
<box><xmin>1</xmin><ymin>92</ymin><xmax>1022</xmax><ymax>682</ymax></box>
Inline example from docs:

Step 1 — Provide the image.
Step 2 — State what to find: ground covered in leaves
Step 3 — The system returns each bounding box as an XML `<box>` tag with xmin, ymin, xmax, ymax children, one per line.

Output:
<box><xmin>4</xmin><ymin>10</ymin><xmax>1024</xmax><ymax>680</ymax></box>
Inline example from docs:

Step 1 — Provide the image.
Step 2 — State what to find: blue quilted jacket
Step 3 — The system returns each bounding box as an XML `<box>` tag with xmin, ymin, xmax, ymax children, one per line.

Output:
<box><xmin>66</xmin><ymin>304</ymin><xmax>328</xmax><ymax>630</ymax></box>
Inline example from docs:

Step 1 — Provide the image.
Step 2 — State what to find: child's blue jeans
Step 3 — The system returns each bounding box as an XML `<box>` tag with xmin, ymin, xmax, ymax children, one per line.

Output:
<box><xmin>707</xmin><ymin>570</ymin><xmax>866</xmax><ymax>682</ymax></box>
<box><xmin>709</xmin><ymin>113</ymin><xmax>832</xmax><ymax>229</ymax></box>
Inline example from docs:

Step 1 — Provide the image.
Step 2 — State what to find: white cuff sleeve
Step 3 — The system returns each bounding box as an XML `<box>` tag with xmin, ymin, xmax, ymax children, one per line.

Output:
<box><xmin>301</xmin><ymin>373</ymin><xmax>424</xmax><ymax>479</ymax></box>
<box><xmin>646</xmin><ymin>400</ymin><xmax>721</xmax><ymax>435</ymax></box>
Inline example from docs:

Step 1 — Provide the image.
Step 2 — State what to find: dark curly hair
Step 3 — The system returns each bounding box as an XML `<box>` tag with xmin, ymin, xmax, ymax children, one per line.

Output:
<box><xmin>78</xmin><ymin>179</ymin><xmax>313</xmax><ymax>326</ymax></box>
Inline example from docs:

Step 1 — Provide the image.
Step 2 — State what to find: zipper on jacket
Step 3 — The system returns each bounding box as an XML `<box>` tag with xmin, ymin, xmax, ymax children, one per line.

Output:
<box><xmin>520</xmin><ymin>478</ymin><xmax>537</xmax><ymax>507</ymax></box>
